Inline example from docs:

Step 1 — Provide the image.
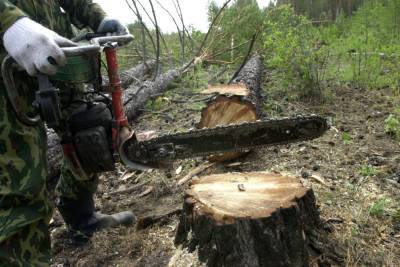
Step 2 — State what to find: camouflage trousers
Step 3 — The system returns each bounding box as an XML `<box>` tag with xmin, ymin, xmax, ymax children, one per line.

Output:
<box><xmin>0</xmin><ymin>75</ymin><xmax>98</xmax><ymax>266</ymax></box>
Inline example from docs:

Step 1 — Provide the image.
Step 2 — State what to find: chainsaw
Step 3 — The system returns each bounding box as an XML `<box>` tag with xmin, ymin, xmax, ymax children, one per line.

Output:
<box><xmin>1</xmin><ymin>34</ymin><xmax>329</xmax><ymax>176</ymax></box>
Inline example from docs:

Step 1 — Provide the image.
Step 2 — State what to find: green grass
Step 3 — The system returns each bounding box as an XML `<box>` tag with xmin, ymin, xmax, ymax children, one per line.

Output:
<box><xmin>342</xmin><ymin>132</ymin><xmax>352</xmax><ymax>144</ymax></box>
<box><xmin>359</xmin><ymin>165</ymin><xmax>377</xmax><ymax>177</ymax></box>
<box><xmin>369</xmin><ymin>198</ymin><xmax>391</xmax><ymax>218</ymax></box>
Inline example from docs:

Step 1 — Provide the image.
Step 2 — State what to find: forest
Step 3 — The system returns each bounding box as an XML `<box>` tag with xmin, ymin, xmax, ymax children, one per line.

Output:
<box><xmin>50</xmin><ymin>0</ymin><xmax>400</xmax><ymax>266</ymax></box>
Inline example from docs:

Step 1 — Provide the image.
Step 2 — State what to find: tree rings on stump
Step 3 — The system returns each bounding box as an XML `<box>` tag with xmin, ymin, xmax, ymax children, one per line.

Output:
<box><xmin>175</xmin><ymin>172</ymin><xmax>322</xmax><ymax>267</ymax></box>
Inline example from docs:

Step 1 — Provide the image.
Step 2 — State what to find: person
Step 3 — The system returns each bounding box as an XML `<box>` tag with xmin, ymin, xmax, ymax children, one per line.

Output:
<box><xmin>0</xmin><ymin>1</ymin><xmax>135</xmax><ymax>265</ymax></box>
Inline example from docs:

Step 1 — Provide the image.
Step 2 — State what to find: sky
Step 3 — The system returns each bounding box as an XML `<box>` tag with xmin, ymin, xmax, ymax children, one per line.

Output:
<box><xmin>94</xmin><ymin>0</ymin><xmax>272</xmax><ymax>33</ymax></box>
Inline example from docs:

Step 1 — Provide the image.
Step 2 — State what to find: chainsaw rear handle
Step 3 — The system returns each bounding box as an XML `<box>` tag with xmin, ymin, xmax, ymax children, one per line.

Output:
<box><xmin>1</xmin><ymin>55</ymin><xmax>41</xmax><ymax>126</ymax></box>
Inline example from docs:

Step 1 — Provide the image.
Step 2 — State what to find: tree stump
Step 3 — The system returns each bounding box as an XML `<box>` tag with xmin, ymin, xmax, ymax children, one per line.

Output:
<box><xmin>175</xmin><ymin>172</ymin><xmax>322</xmax><ymax>267</ymax></box>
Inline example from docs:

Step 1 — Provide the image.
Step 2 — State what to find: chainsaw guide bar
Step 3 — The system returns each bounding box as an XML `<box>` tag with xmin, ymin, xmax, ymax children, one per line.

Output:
<box><xmin>122</xmin><ymin>115</ymin><xmax>329</xmax><ymax>166</ymax></box>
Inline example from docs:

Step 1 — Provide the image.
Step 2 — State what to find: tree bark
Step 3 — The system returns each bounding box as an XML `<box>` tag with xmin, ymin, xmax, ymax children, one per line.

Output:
<box><xmin>174</xmin><ymin>172</ymin><xmax>322</xmax><ymax>267</ymax></box>
<box><xmin>102</xmin><ymin>60</ymin><xmax>155</xmax><ymax>90</ymax></box>
<box><xmin>46</xmin><ymin>61</ymin><xmax>155</xmax><ymax>179</ymax></box>
<box><xmin>197</xmin><ymin>55</ymin><xmax>264</xmax><ymax>161</ymax></box>
<box><xmin>123</xmin><ymin>67</ymin><xmax>183</xmax><ymax>120</ymax></box>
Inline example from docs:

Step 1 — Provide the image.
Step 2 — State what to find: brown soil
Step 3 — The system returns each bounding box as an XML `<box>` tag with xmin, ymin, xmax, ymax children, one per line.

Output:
<box><xmin>51</xmin><ymin>80</ymin><xmax>400</xmax><ymax>266</ymax></box>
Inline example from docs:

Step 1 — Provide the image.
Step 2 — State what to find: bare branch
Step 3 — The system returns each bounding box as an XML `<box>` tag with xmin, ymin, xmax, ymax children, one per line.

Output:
<box><xmin>148</xmin><ymin>0</ymin><xmax>160</xmax><ymax>79</ymax></box>
<box><xmin>126</xmin><ymin>0</ymin><xmax>157</xmax><ymax>56</ymax></box>
<box><xmin>155</xmin><ymin>0</ymin><xmax>185</xmax><ymax>64</ymax></box>
<box><xmin>182</xmin><ymin>0</ymin><xmax>233</xmax><ymax>72</ymax></box>
<box><xmin>136</xmin><ymin>0</ymin><xmax>169</xmax><ymax>53</ymax></box>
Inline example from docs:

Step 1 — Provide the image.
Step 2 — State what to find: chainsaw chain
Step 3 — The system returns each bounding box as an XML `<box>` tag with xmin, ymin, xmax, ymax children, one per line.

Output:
<box><xmin>125</xmin><ymin>114</ymin><xmax>329</xmax><ymax>162</ymax></box>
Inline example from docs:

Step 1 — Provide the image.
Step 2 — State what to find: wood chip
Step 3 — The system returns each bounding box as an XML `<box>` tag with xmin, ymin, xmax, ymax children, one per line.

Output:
<box><xmin>225</xmin><ymin>162</ymin><xmax>249</xmax><ymax>168</ymax></box>
<box><xmin>310</xmin><ymin>174</ymin><xmax>328</xmax><ymax>186</ymax></box>
<box><xmin>136</xmin><ymin>206</ymin><xmax>182</xmax><ymax>230</ymax></box>
<box><xmin>175</xmin><ymin>165</ymin><xmax>183</xmax><ymax>175</ymax></box>
<box><xmin>121</xmin><ymin>172</ymin><xmax>136</xmax><ymax>181</ymax></box>
<box><xmin>237</xmin><ymin>184</ymin><xmax>246</xmax><ymax>192</ymax></box>
<box><xmin>138</xmin><ymin>186</ymin><xmax>154</xmax><ymax>197</ymax></box>
<box><xmin>109</xmin><ymin>181</ymin><xmax>148</xmax><ymax>196</ymax></box>
<box><xmin>177</xmin><ymin>161</ymin><xmax>215</xmax><ymax>185</ymax></box>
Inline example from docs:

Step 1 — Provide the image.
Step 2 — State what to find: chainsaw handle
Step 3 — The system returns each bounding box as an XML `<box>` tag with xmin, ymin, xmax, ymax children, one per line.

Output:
<box><xmin>72</xmin><ymin>33</ymin><xmax>134</xmax><ymax>47</ymax></box>
<box><xmin>1</xmin><ymin>55</ymin><xmax>41</xmax><ymax>126</ymax></box>
<box><xmin>61</xmin><ymin>34</ymin><xmax>134</xmax><ymax>57</ymax></box>
<box><xmin>61</xmin><ymin>45</ymin><xmax>100</xmax><ymax>57</ymax></box>
<box><xmin>90</xmin><ymin>34</ymin><xmax>134</xmax><ymax>46</ymax></box>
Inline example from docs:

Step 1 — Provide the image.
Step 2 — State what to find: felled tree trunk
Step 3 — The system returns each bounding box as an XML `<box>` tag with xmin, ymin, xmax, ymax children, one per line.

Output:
<box><xmin>102</xmin><ymin>60</ymin><xmax>155</xmax><ymax>89</ymax></box>
<box><xmin>174</xmin><ymin>172</ymin><xmax>322</xmax><ymax>267</ymax></box>
<box><xmin>46</xmin><ymin>61</ymin><xmax>155</xmax><ymax>179</ymax></box>
<box><xmin>123</xmin><ymin>67</ymin><xmax>183</xmax><ymax>120</ymax></box>
<box><xmin>198</xmin><ymin>56</ymin><xmax>264</xmax><ymax>161</ymax></box>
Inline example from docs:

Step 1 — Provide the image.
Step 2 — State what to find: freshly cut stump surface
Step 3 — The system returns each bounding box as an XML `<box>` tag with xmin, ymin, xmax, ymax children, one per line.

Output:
<box><xmin>175</xmin><ymin>172</ymin><xmax>321</xmax><ymax>267</ymax></box>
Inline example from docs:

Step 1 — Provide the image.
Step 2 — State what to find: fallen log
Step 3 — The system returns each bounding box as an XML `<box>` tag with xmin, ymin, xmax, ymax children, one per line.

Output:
<box><xmin>102</xmin><ymin>60</ymin><xmax>155</xmax><ymax>89</ymax></box>
<box><xmin>46</xmin><ymin>62</ymin><xmax>155</xmax><ymax>179</ymax></box>
<box><xmin>198</xmin><ymin>55</ymin><xmax>264</xmax><ymax>161</ymax></box>
<box><xmin>174</xmin><ymin>172</ymin><xmax>322</xmax><ymax>267</ymax></box>
<box><xmin>123</xmin><ymin>67</ymin><xmax>183</xmax><ymax>120</ymax></box>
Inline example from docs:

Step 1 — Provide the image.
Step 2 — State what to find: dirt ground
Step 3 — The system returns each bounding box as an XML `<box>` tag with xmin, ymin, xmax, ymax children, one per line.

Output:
<box><xmin>50</xmin><ymin>75</ymin><xmax>400</xmax><ymax>266</ymax></box>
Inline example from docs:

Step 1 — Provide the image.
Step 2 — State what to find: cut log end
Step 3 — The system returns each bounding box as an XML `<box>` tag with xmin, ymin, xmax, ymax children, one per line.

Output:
<box><xmin>198</xmin><ymin>95</ymin><xmax>258</xmax><ymax>129</ymax></box>
<box><xmin>198</xmin><ymin>94</ymin><xmax>258</xmax><ymax>162</ymax></box>
<box><xmin>201</xmin><ymin>83</ymin><xmax>250</xmax><ymax>96</ymax></box>
<box><xmin>175</xmin><ymin>172</ymin><xmax>322</xmax><ymax>267</ymax></box>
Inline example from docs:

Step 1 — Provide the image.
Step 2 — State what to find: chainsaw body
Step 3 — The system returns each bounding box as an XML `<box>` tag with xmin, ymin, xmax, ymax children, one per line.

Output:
<box><xmin>1</xmin><ymin>35</ymin><xmax>134</xmax><ymax>176</ymax></box>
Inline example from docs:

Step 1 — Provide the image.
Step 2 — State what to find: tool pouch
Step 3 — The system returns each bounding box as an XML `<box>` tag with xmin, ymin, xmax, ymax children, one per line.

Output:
<box><xmin>63</xmin><ymin>102</ymin><xmax>115</xmax><ymax>176</ymax></box>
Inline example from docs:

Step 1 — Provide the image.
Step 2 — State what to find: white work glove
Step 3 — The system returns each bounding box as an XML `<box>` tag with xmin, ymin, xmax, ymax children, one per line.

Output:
<box><xmin>3</xmin><ymin>17</ymin><xmax>76</xmax><ymax>76</ymax></box>
<box><xmin>97</xmin><ymin>17</ymin><xmax>129</xmax><ymax>36</ymax></box>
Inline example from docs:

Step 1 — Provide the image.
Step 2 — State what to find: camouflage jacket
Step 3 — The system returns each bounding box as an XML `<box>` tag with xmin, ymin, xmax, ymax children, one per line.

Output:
<box><xmin>0</xmin><ymin>0</ymin><xmax>106</xmax><ymax>56</ymax></box>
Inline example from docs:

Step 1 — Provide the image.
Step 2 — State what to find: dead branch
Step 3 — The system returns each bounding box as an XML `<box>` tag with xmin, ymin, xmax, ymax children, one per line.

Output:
<box><xmin>183</xmin><ymin>0</ymin><xmax>233</xmax><ymax>72</ymax></box>
<box><xmin>135</xmin><ymin>0</ymin><xmax>169</xmax><ymax>55</ymax></box>
<box><xmin>126</xmin><ymin>0</ymin><xmax>156</xmax><ymax>54</ymax></box>
<box><xmin>148</xmin><ymin>0</ymin><xmax>161</xmax><ymax>79</ymax></box>
<box><xmin>108</xmin><ymin>181</ymin><xmax>148</xmax><ymax>196</ymax></box>
<box><xmin>155</xmin><ymin>0</ymin><xmax>185</xmax><ymax>64</ymax></box>
<box><xmin>177</xmin><ymin>161</ymin><xmax>215</xmax><ymax>185</ymax></box>
<box><xmin>136</xmin><ymin>205</ymin><xmax>182</xmax><ymax>230</ymax></box>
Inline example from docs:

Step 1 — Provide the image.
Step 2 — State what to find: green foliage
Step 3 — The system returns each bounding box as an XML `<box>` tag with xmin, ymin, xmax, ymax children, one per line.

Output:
<box><xmin>326</xmin><ymin>0</ymin><xmax>400</xmax><ymax>90</ymax></box>
<box><xmin>145</xmin><ymin>97</ymin><xmax>170</xmax><ymax>111</ymax></box>
<box><xmin>207</xmin><ymin>0</ymin><xmax>263</xmax><ymax>63</ymax></box>
<box><xmin>262</xmin><ymin>0</ymin><xmax>400</xmax><ymax>97</ymax></box>
<box><xmin>275</xmin><ymin>0</ymin><xmax>364</xmax><ymax>20</ymax></box>
<box><xmin>263</xmin><ymin>5</ymin><xmax>330</xmax><ymax>99</ymax></box>
<box><xmin>369</xmin><ymin>198</ymin><xmax>391</xmax><ymax>218</ymax></box>
<box><xmin>359</xmin><ymin>165</ymin><xmax>377</xmax><ymax>177</ymax></box>
<box><xmin>393</xmin><ymin>207</ymin><xmax>400</xmax><ymax>223</ymax></box>
<box><xmin>181</xmin><ymin>62</ymin><xmax>209</xmax><ymax>92</ymax></box>
<box><xmin>384</xmin><ymin>114</ymin><xmax>400</xmax><ymax>140</ymax></box>
<box><xmin>342</xmin><ymin>132</ymin><xmax>352</xmax><ymax>144</ymax></box>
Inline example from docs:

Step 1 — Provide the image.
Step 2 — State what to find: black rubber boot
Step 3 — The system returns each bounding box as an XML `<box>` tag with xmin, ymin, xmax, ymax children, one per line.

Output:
<box><xmin>57</xmin><ymin>194</ymin><xmax>135</xmax><ymax>236</ymax></box>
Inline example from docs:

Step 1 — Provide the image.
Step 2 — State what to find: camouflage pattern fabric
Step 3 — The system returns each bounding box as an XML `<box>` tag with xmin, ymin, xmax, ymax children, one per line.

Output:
<box><xmin>0</xmin><ymin>74</ymin><xmax>52</xmax><ymax>265</ymax></box>
<box><xmin>0</xmin><ymin>0</ymin><xmax>106</xmax><ymax>265</ymax></box>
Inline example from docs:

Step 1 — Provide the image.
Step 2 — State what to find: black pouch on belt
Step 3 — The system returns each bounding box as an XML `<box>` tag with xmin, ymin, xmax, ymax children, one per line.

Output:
<box><xmin>66</xmin><ymin>102</ymin><xmax>115</xmax><ymax>174</ymax></box>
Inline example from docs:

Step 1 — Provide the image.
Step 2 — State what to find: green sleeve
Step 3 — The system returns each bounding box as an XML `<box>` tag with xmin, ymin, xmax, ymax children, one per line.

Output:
<box><xmin>0</xmin><ymin>0</ymin><xmax>26</xmax><ymax>36</ymax></box>
<box><xmin>59</xmin><ymin>0</ymin><xmax>106</xmax><ymax>30</ymax></box>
